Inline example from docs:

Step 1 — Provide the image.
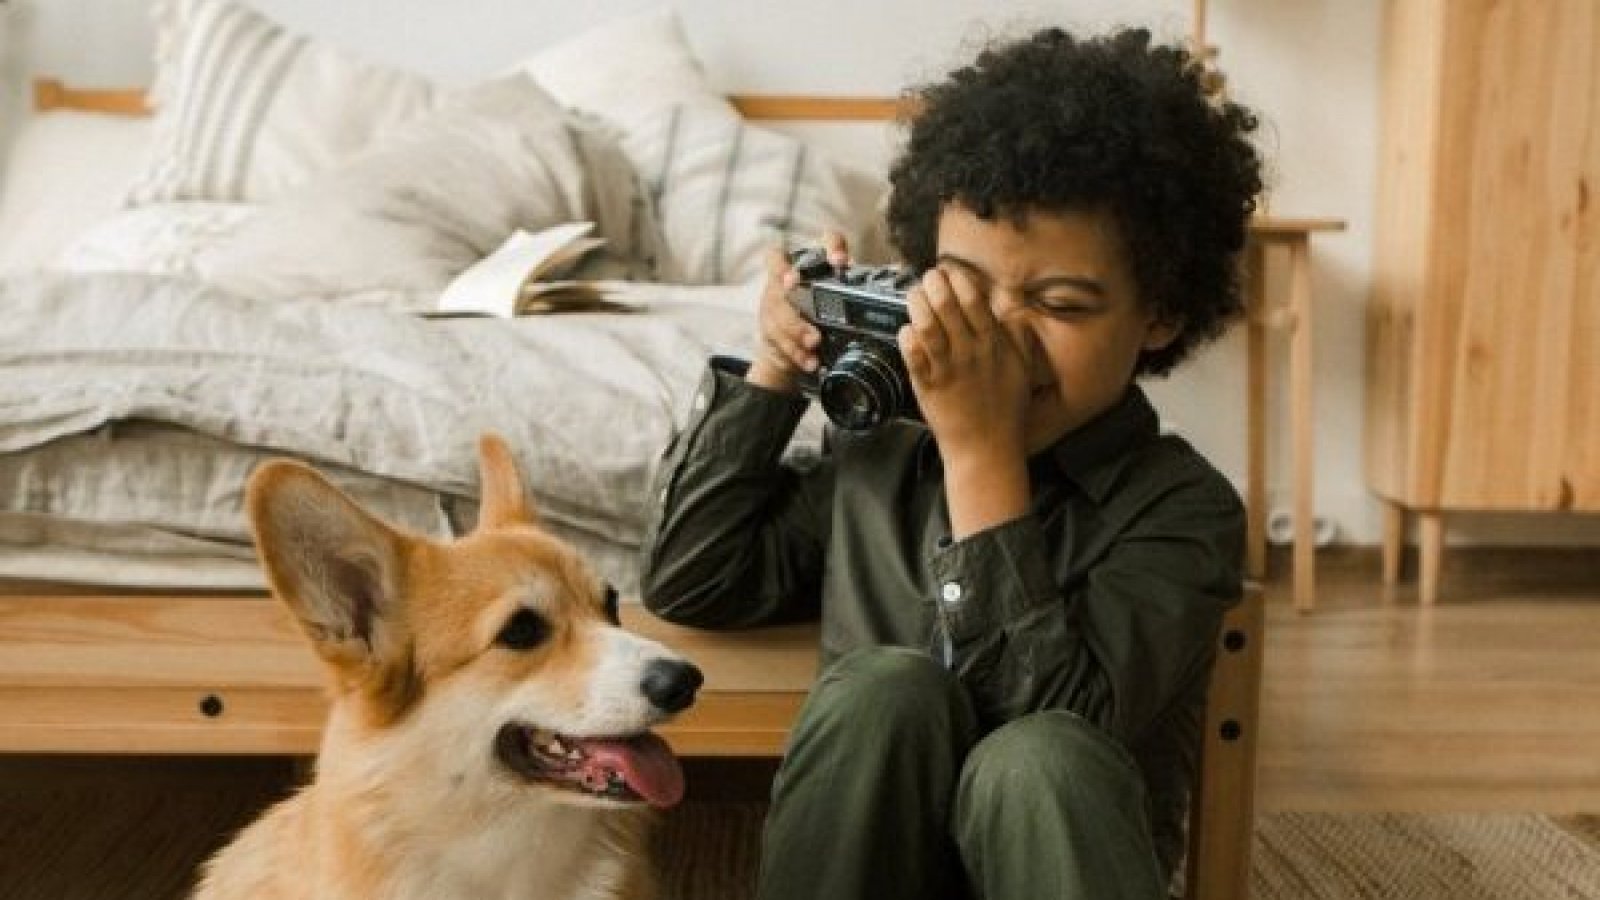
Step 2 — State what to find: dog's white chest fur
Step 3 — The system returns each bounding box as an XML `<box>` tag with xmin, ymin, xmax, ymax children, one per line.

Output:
<box><xmin>372</xmin><ymin>804</ymin><xmax>646</xmax><ymax>900</ymax></box>
<box><xmin>199</xmin><ymin>786</ymin><xmax>651</xmax><ymax>900</ymax></box>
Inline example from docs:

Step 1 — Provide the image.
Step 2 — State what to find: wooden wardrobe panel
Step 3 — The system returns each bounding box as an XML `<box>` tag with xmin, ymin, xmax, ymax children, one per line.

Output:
<box><xmin>1436</xmin><ymin>1</ymin><xmax>1592</xmax><ymax>508</ymax></box>
<box><xmin>1368</xmin><ymin>0</ymin><xmax>1600</xmax><ymax>514</ymax></box>
<box><xmin>1366</xmin><ymin>0</ymin><xmax>1447</xmax><ymax>506</ymax></box>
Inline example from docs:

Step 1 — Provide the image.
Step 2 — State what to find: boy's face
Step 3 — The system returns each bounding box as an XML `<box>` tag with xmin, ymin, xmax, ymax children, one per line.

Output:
<box><xmin>934</xmin><ymin>203</ymin><xmax>1178</xmax><ymax>454</ymax></box>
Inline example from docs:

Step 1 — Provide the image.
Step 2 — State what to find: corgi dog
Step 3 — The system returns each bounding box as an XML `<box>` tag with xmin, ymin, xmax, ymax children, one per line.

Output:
<box><xmin>195</xmin><ymin>434</ymin><xmax>702</xmax><ymax>900</ymax></box>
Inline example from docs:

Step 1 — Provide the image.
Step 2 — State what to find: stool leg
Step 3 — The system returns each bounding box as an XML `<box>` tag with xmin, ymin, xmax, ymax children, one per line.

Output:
<box><xmin>1287</xmin><ymin>237</ymin><xmax>1316</xmax><ymax>612</ymax></box>
<box><xmin>1244</xmin><ymin>239</ymin><xmax>1269</xmax><ymax>581</ymax></box>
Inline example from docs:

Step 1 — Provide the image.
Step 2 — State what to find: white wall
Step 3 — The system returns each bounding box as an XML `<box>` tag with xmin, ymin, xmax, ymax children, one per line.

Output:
<box><xmin>15</xmin><ymin>0</ymin><xmax>1600</xmax><ymax>546</ymax></box>
<box><xmin>0</xmin><ymin>1</ymin><xmax>34</xmax><ymax>170</ymax></box>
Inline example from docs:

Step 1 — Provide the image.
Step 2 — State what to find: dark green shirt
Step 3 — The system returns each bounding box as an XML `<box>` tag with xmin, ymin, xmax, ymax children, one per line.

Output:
<box><xmin>639</xmin><ymin>357</ymin><xmax>1245</xmax><ymax>876</ymax></box>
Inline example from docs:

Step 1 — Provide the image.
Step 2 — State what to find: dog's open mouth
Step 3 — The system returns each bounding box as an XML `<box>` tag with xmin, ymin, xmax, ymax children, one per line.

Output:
<box><xmin>494</xmin><ymin>724</ymin><xmax>685</xmax><ymax>809</ymax></box>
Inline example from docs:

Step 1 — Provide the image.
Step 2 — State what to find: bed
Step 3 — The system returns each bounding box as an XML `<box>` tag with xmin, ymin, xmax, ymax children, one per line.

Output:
<box><xmin>0</xmin><ymin>5</ymin><xmax>1262</xmax><ymax>897</ymax></box>
<box><xmin>1</xmin><ymin>0</ymin><xmax>880</xmax><ymax>742</ymax></box>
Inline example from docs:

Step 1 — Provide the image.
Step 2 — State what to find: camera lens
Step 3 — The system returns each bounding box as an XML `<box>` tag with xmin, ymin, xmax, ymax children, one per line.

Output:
<box><xmin>819</xmin><ymin>342</ymin><xmax>907</xmax><ymax>432</ymax></box>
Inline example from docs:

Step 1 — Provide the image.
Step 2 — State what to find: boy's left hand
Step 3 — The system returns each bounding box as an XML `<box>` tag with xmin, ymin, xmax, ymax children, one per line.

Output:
<box><xmin>899</xmin><ymin>265</ymin><xmax>1031</xmax><ymax>466</ymax></box>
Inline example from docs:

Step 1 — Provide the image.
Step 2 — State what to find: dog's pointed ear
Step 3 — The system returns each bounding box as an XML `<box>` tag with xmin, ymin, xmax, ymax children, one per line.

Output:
<box><xmin>476</xmin><ymin>433</ymin><xmax>538</xmax><ymax>530</ymax></box>
<box><xmin>247</xmin><ymin>460</ymin><xmax>409</xmax><ymax>671</ymax></box>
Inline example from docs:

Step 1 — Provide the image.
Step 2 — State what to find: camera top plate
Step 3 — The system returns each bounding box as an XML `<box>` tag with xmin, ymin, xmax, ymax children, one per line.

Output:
<box><xmin>786</xmin><ymin>248</ymin><xmax>917</xmax><ymax>341</ymax></box>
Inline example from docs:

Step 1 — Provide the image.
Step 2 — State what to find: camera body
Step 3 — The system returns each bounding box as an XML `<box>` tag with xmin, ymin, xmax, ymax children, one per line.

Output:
<box><xmin>786</xmin><ymin>248</ymin><xmax>923</xmax><ymax>433</ymax></box>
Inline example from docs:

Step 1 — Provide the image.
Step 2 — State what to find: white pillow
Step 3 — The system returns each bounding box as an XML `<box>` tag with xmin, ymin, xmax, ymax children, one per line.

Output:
<box><xmin>622</xmin><ymin>105</ymin><xmax>888</xmax><ymax>285</ymax></box>
<box><xmin>55</xmin><ymin>203</ymin><xmax>258</xmax><ymax>277</ymax></box>
<box><xmin>516</xmin><ymin>7</ymin><xmax>735</xmax><ymax>128</ymax></box>
<box><xmin>0</xmin><ymin>112</ymin><xmax>155</xmax><ymax>273</ymax></box>
<box><xmin>194</xmin><ymin>75</ymin><xmax>660</xmax><ymax>305</ymax></box>
<box><xmin>129</xmin><ymin>0</ymin><xmax>437</xmax><ymax>205</ymax></box>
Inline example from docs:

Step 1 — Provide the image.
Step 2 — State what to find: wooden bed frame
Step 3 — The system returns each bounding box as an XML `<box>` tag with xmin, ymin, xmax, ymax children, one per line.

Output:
<box><xmin>3</xmin><ymin>79</ymin><xmax>1267</xmax><ymax>900</ymax></box>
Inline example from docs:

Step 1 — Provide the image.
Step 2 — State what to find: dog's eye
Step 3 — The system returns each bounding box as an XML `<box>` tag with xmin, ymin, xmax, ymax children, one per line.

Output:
<box><xmin>496</xmin><ymin>609</ymin><xmax>549</xmax><ymax>651</ymax></box>
<box><xmin>602</xmin><ymin>584</ymin><xmax>620</xmax><ymax>626</ymax></box>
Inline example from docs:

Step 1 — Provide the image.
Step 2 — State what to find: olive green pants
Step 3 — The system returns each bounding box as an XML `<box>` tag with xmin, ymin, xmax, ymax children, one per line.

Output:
<box><xmin>756</xmin><ymin>647</ymin><xmax>1167</xmax><ymax>900</ymax></box>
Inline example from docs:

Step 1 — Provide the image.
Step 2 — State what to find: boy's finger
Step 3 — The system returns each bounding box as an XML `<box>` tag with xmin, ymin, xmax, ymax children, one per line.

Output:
<box><xmin>761</xmin><ymin>254</ymin><xmax>799</xmax><ymax>314</ymax></box>
<box><xmin>769</xmin><ymin>290</ymin><xmax>809</xmax><ymax>329</ymax></box>
<box><xmin>766</xmin><ymin>244</ymin><xmax>793</xmax><ymax>278</ymax></box>
<box><xmin>821</xmin><ymin>230</ymin><xmax>851</xmax><ymax>268</ymax></box>
<box><xmin>767</xmin><ymin>331</ymin><xmax>815</xmax><ymax>373</ymax></box>
<box><xmin>941</xmin><ymin>263</ymin><xmax>993</xmax><ymax>339</ymax></box>
<box><xmin>898</xmin><ymin>326</ymin><xmax>929</xmax><ymax>385</ymax></box>
<box><xmin>759</xmin><ymin>331</ymin><xmax>803</xmax><ymax>374</ymax></box>
<box><xmin>783</xmin><ymin>315</ymin><xmax>820</xmax><ymax>350</ymax></box>
<box><xmin>905</xmin><ymin>286</ymin><xmax>948</xmax><ymax>382</ymax></box>
<box><xmin>919</xmin><ymin>269</ymin><xmax>973</xmax><ymax>347</ymax></box>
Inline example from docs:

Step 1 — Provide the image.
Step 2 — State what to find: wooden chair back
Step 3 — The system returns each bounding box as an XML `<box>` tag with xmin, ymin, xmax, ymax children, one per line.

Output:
<box><xmin>1186</xmin><ymin>582</ymin><xmax>1266</xmax><ymax>900</ymax></box>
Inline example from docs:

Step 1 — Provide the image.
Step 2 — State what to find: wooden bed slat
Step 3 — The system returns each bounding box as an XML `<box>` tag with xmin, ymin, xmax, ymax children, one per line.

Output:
<box><xmin>729</xmin><ymin>94</ymin><xmax>910</xmax><ymax>121</ymax></box>
<box><xmin>0</xmin><ymin>685</ymin><xmax>805</xmax><ymax>757</ymax></box>
<box><xmin>33</xmin><ymin>79</ymin><xmax>150</xmax><ymax>116</ymax></box>
<box><xmin>31</xmin><ymin>78</ymin><xmax>904</xmax><ymax>122</ymax></box>
<box><xmin>0</xmin><ymin>594</ymin><xmax>815</xmax><ymax>756</ymax></box>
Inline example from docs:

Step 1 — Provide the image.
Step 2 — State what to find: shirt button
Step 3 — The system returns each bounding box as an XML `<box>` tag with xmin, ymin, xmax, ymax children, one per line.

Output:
<box><xmin>692</xmin><ymin>391</ymin><xmax>708</xmax><ymax>412</ymax></box>
<box><xmin>940</xmin><ymin>581</ymin><xmax>963</xmax><ymax>603</ymax></box>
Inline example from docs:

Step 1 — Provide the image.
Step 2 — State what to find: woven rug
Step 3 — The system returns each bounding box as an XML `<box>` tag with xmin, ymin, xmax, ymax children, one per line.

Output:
<box><xmin>1253</xmin><ymin>812</ymin><xmax>1600</xmax><ymax>900</ymax></box>
<box><xmin>5</xmin><ymin>765</ymin><xmax>1600</xmax><ymax>899</ymax></box>
<box><xmin>656</xmin><ymin>805</ymin><xmax>1600</xmax><ymax>900</ymax></box>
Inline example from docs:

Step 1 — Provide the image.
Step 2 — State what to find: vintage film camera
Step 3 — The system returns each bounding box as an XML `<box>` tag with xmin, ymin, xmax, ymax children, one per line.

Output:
<box><xmin>786</xmin><ymin>247</ymin><xmax>924</xmax><ymax>433</ymax></box>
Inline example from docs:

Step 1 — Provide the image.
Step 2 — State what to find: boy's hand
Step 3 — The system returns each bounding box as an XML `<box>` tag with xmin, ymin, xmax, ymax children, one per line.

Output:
<box><xmin>899</xmin><ymin>265</ymin><xmax>1031</xmax><ymax>463</ymax></box>
<box><xmin>899</xmin><ymin>265</ymin><xmax>1033</xmax><ymax>538</ymax></box>
<box><xmin>746</xmin><ymin>232</ymin><xmax>850</xmax><ymax>394</ymax></box>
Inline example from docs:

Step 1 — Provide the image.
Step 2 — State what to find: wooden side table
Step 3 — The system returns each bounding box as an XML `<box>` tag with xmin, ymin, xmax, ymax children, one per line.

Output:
<box><xmin>1244</xmin><ymin>217</ymin><xmax>1346</xmax><ymax>612</ymax></box>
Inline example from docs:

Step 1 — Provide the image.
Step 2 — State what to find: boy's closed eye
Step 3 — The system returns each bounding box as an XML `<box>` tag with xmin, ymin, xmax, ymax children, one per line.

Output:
<box><xmin>935</xmin><ymin>253</ymin><xmax>1108</xmax><ymax>320</ymax></box>
<box><xmin>1027</xmin><ymin>291</ymin><xmax>1106</xmax><ymax>318</ymax></box>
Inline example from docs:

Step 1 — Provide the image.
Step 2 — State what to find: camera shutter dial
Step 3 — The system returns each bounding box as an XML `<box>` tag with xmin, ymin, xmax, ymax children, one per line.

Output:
<box><xmin>789</xmin><ymin>248</ymin><xmax>837</xmax><ymax>281</ymax></box>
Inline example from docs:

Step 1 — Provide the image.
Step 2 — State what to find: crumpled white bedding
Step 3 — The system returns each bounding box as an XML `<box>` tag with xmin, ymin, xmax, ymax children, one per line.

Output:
<box><xmin>0</xmin><ymin>270</ymin><xmax>799</xmax><ymax>591</ymax></box>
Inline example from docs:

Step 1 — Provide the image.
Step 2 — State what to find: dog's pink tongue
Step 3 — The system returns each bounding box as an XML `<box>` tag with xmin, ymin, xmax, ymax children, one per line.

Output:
<box><xmin>580</xmin><ymin>733</ymin><xmax>685</xmax><ymax>809</ymax></box>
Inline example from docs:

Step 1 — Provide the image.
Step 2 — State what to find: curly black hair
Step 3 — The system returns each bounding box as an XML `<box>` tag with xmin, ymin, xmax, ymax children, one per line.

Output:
<box><xmin>886</xmin><ymin>27</ymin><xmax>1263</xmax><ymax>376</ymax></box>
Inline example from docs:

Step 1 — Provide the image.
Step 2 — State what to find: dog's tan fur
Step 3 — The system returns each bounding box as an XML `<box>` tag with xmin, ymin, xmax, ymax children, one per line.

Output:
<box><xmin>195</xmin><ymin>435</ymin><xmax>692</xmax><ymax>900</ymax></box>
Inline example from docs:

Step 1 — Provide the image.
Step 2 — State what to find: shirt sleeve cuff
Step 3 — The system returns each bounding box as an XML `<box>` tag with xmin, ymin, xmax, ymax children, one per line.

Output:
<box><xmin>925</xmin><ymin>514</ymin><xmax>1061</xmax><ymax>643</ymax></box>
<box><xmin>690</xmin><ymin>356</ymin><xmax>811</xmax><ymax>466</ymax></box>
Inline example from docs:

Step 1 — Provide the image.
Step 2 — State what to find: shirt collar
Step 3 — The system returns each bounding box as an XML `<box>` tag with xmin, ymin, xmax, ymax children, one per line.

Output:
<box><xmin>1043</xmin><ymin>384</ymin><xmax>1160</xmax><ymax>503</ymax></box>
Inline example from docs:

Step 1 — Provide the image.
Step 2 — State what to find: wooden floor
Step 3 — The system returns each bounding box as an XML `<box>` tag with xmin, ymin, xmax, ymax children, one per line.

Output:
<box><xmin>1257</xmin><ymin>546</ymin><xmax>1600</xmax><ymax>812</ymax></box>
<box><xmin>0</xmin><ymin>547</ymin><xmax>1596</xmax><ymax>897</ymax></box>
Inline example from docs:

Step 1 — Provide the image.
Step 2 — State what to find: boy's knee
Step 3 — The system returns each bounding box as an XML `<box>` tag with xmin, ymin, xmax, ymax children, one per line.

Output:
<box><xmin>805</xmin><ymin>647</ymin><xmax>965</xmax><ymax>732</ymax></box>
<box><xmin>819</xmin><ymin>647</ymin><xmax>953</xmax><ymax>704</ymax></box>
<box><xmin>959</xmin><ymin>710</ymin><xmax>1145</xmax><ymax>809</ymax></box>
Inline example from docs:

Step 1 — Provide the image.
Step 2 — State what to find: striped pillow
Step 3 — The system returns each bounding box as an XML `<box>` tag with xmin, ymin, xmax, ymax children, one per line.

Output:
<box><xmin>621</xmin><ymin>105</ymin><xmax>888</xmax><ymax>285</ymax></box>
<box><xmin>129</xmin><ymin>0</ymin><xmax>436</xmax><ymax>205</ymax></box>
<box><xmin>192</xmin><ymin>75</ymin><xmax>662</xmax><ymax>305</ymax></box>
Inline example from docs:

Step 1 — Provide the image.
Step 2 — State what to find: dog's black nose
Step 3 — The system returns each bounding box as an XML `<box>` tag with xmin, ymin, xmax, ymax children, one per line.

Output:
<box><xmin>641</xmin><ymin>659</ymin><xmax>703</xmax><ymax>714</ymax></box>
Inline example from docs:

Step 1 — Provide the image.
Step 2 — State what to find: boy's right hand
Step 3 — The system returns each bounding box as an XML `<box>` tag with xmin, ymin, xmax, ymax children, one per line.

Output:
<box><xmin>746</xmin><ymin>232</ymin><xmax>850</xmax><ymax>394</ymax></box>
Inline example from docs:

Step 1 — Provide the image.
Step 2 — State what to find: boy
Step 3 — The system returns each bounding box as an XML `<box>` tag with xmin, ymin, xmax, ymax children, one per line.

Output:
<box><xmin>639</xmin><ymin>25</ymin><xmax>1262</xmax><ymax>900</ymax></box>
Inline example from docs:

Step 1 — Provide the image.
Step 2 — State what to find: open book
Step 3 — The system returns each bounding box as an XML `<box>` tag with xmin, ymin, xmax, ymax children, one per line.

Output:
<box><xmin>435</xmin><ymin>222</ymin><xmax>633</xmax><ymax>317</ymax></box>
